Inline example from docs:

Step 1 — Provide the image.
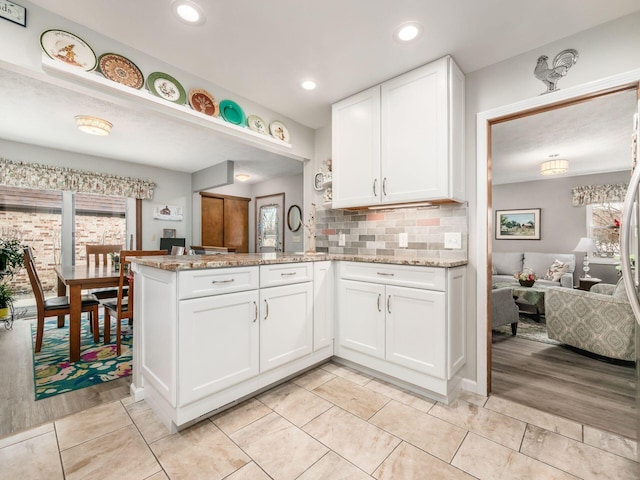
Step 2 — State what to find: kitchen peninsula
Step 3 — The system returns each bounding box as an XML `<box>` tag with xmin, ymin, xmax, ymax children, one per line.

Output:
<box><xmin>130</xmin><ymin>253</ymin><xmax>467</xmax><ymax>432</ymax></box>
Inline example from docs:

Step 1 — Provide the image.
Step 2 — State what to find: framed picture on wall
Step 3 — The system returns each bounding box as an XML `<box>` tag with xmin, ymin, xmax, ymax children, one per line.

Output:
<box><xmin>495</xmin><ymin>208</ymin><xmax>541</xmax><ymax>240</ymax></box>
<box><xmin>163</xmin><ymin>228</ymin><xmax>176</xmax><ymax>238</ymax></box>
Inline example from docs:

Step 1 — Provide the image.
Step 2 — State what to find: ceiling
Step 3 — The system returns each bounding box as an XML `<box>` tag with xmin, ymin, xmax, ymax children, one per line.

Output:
<box><xmin>491</xmin><ymin>89</ymin><xmax>638</xmax><ymax>185</ymax></box>
<box><xmin>2</xmin><ymin>1</ymin><xmax>640</xmax><ymax>178</ymax></box>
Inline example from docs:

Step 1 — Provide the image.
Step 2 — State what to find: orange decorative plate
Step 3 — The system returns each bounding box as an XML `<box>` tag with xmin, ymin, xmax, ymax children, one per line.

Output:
<box><xmin>188</xmin><ymin>89</ymin><xmax>218</xmax><ymax>116</ymax></box>
<box><xmin>98</xmin><ymin>53</ymin><xmax>144</xmax><ymax>89</ymax></box>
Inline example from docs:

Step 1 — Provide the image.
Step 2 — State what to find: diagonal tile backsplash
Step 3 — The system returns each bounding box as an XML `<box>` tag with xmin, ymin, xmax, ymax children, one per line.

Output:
<box><xmin>314</xmin><ymin>204</ymin><xmax>468</xmax><ymax>261</ymax></box>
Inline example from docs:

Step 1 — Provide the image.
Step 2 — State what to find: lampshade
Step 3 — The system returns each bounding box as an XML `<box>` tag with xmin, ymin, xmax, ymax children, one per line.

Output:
<box><xmin>573</xmin><ymin>237</ymin><xmax>597</xmax><ymax>253</ymax></box>
<box><xmin>75</xmin><ymin>115</ymin><xmax>112</xmax><ymax>136</ymax></box>
<box><xmin>540</xmin><ymin>158</ymin><xmax>568</xmax><ymax>175</ymax></box>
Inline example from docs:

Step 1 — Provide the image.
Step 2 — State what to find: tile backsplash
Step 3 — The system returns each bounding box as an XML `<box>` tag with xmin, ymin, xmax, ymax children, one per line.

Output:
<box><xmin>314</xmin><ymin>204</ymin><xmax>468</xmax><ymax>261</ymax></box>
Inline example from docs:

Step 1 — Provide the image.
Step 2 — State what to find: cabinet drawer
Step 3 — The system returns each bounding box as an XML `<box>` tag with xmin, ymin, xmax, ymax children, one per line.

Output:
<box><xmin>178</xmin><ymin>267</ymin><xmax>258</xmax><ymax>299</ymax></box>
<box><xmin>338</xmin><ymin>261</ymin><xmax>445</xmax><ymax>291</ymax></box>
<box><xmin>260</xmin><ymin>262</ymin><xmax>313</xmax><ymax>288</ymax></box>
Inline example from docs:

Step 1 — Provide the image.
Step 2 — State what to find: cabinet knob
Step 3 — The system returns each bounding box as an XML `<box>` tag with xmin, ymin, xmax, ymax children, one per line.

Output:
<box><xmin>377</xmin><ymin>272</ymin><xmax>394</xmax><ymax>277</ymax></box>
<box><xmin>280</xmin><ymin>272</ymin><xmax>297</xmax><ymax>276</ymax></box>
<box><xmin>264</xmin><ymin>299</ymin><xmax>269</xmax><ymax>320</ymax></box>
<box><xmin>377</xmin><ymin>293</ymin><xmax>381</xmax><ymax>312</ymax></box>
<box><xmin>387</xmin><ymin>294</ymin><xmax>391</xmax><ymax>314</ymax></box>
<box><xmin>253</xmin><ymin>301</ymin><xmax>258</xmax><ymax>322</ymax></box>
<box><xmin>383</xmin><ymin>177</ymin><xmax>388</xmax><ymax>196</ymax></box>
<box><xmin>373</xmin><ymin>178</ymin><xmax>378</xmax><ymax>197</ymax></box>
<box><xmin>212</xmin><ymin>278</ymin><xmax>235</xmax><ymax>285</ymax></box>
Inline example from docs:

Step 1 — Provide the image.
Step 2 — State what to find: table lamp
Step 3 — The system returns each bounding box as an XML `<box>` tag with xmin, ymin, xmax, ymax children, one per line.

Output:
<box><xmin>573</xmin><ymin>237</ymin><xmax>597</xmax><ymax>278</ymax></box>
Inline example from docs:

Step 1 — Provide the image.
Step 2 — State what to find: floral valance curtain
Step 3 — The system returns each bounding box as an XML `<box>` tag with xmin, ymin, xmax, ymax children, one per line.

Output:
<box><xmin>0</xmin><ymin>158</ymin><xmax>155</xmax><ymax>200</ymax></box>
<box><xmin>571</xmin><ymin>183</ymin><xmax>627</xmax><ymax>206</ymax></box>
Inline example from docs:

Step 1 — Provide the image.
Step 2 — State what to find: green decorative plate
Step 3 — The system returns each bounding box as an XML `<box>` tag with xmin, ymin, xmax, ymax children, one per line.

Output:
<box><xmin>146</xmin><ymin>72</ymin><xmax>186</xmax><ymax>104</ymax></box>
<box><xmin>219</xmin><ymin>99</ymin><xmax>247</xmax><ymax>126</ymax></box>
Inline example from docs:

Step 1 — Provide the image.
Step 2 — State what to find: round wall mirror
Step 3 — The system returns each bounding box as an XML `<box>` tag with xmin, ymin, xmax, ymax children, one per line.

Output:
<box><xmin>287</xmin><ymin>205</ymin><xmax>302</xmax><ymax>232</ymax></box>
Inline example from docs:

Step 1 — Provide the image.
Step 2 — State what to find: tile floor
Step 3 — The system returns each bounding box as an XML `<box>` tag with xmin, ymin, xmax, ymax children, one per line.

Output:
<box><xmin>0</xmin><ymin>361</ymin><xmax>638</xmax><ymax>479</ymax></box>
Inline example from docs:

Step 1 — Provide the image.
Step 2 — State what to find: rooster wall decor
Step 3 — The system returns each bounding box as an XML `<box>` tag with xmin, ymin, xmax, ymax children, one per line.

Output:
<box><xmin>534</xmin><ymin>49</ymin><xmax>579</xmax><ymax>94</ymax></box>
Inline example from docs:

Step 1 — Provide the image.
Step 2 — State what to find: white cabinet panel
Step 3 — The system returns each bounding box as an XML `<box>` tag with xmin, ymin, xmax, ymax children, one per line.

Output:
<box><xmin>178</xmin><ymin>266</ymin><xmax>258</xmax><ymax>300</ymax></box>
<box><xmin>386</xmin><ymin>285</ymin><xmax>446</xmax><ymax>378</ymax></box>
<box><xmin>313</xmin><ymin>261</ymin><xmax>334</xmax><ymax>351</ymax></box>
<box><xmin>338</xmin><ymin>279</ymin><xmax>386</xmax><ymax>359</ymax></box>
<box><xmin>178</xmin><ymin>290</ymin><xmax>259</xmax><ymax>406</ymax></box>
<box><xmin>332</xmin><ymin>85</ymin><xmax>381</xmax><ymax>208</ymax></box>
<box><xmin>260</xmin><ymin>282</ymin><xmax>313</xmax><ymax>372</ymax></box>
<box><xmin>260</xmin><ymin>262</ymin><xmax>313</xmax><ymax>288</ymax></box>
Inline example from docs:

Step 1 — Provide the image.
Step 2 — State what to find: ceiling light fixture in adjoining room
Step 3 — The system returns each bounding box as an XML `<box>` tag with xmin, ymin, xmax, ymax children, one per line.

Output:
<box><xmin>75</xmin><ymin>115</ymin><xmax>112</xmax><ymax>136</ymax></box>
<box><xmin>171</xmin><ymin>0</ymin><xmax>205</xmax><ymax>25</ymax></box>
<box><xmin>394</xmin><ymin>21</ymin><xmax>423</xmax><ymax>43</ymax></box>
<box><xmin>235</xmin><ymin>173</ymin><xmax>250</xmax><ymax>182</ymax></box>
<box><xmin>539</xmin><ymin>154</ymin><xmax>568</xmax><ymax>175</ymax></box>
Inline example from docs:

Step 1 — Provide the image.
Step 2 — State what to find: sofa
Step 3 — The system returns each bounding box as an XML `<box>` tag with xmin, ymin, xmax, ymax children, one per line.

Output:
<box><xmin>492</xmin><ymin>252</ymin><xmax>576</xmax><ymax>288</ymax></box>
<box><xmin>545</xmin><ymin>279</ymin><xmax>635</xmax><ymax>361</ymax></box>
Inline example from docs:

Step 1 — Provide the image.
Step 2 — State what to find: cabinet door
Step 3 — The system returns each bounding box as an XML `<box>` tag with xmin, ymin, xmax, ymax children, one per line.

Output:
<box><xmin>260</xmin><ymin>282</ymin><xmax>313</xmax><ymax>372</ymax></box>
<box><xmin>332</xmin><ymin>85</ymin><xmax>381</xmax><ymax>208</ymax></box>
<box><xmin>381</xmin><ymin>58</ymin><xmax>448</xmax><ymax>203</ymax></box>
<box><xmin>385</xmin><ymin>285</ymin><xmax>446</xmax><ymax>378</ymax></box>
<box><xmin>178</xmin><ymin>290</ymin><xmax>259</xmax><ymax>406</ymax></box>
<box><xmin>338</xmin><ymin>279</ymin><xmax>385</xmax><ymax>359</ymax></box>
<box><xmin>313</xmin><ymin>261</ymin><xmax>333</xmax><ymax>351</ymax></box>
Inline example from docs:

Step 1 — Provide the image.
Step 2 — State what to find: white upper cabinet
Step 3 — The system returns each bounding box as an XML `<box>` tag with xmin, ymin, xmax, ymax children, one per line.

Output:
<box><xmin>332</xmin><ymin>56</ymin><xmax>465</xmax><ymax>208</ymax></box>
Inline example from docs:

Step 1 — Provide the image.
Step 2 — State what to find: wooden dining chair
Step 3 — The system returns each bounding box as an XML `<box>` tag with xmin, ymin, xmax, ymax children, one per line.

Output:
<box><xmin>85</xmin><ymin>244</ymin><xmax>125</xmax><ymax>300</ymax></box>
<box><xmin>24</xmin><ymin>247</ymin><xmax>101</xmax><ymax>354</ymax></box>
<box><xmin>86</xmin><ymin>244</ymin><xmax>123</xmax><ymax>266</ymax></box>
<box><xmin>103</xmin><ymin>249</ymin><xmax>168</xmax><ymax>355</ymax></box>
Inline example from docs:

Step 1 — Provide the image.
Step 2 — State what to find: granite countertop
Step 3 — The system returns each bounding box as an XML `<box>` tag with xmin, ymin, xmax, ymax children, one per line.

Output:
<box><xmin>130</xmin><ymin>252</ymin><xmax>467</xmax><ymax>271</ymax></box>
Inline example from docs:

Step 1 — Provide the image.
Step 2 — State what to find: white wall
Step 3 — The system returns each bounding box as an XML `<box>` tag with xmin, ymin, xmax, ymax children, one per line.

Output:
<box><xmin>0</xmin><ymin>138</ymin><xmax>193</xmax><ymax>249</ymax></box>
<box><xmin>466</xmin><ymin>11</ymin><xmax>640</xmax><ymax>387</ymax></box>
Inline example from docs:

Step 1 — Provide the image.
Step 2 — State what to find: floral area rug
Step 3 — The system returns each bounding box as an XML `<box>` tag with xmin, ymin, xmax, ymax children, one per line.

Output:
<box><xmin>493</xmin><ymin>315</ymin><xmax>561</xmax><ymax>345</ymax></box>
<box><xmin>31</xmin><ymin>316</ymin><xmax>131</xmax><ymax>400</ymax></box>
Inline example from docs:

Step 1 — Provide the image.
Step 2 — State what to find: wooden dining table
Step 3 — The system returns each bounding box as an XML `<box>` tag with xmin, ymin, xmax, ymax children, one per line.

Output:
<box><xmin>54</xmin><ymin>263</ymin><xmax>121</xmax><ymax>362</ymax></box>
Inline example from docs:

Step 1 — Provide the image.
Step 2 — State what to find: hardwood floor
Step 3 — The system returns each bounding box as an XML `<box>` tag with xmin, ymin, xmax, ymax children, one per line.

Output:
<box><xmin>0</xmin><ymin>318</ymin><xmax>129</xmax><ymax>437</ymax></box>
<box><xmin>492</xmin><ymin>333</ymin><xmax>637</xmax><ymax>440</ymax></box>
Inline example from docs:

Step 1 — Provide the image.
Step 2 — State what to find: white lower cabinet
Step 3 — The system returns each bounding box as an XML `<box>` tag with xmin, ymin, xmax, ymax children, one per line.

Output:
<box><xmin>178</xmin><ymin>290</ymin><xmax>259</xmax><ymax>406</ymax></box>
<box><xmin>336</xmin><ymin>262</ymin><xmax>465</xmax><ymax>398</ymax></box>
<box><xmin>313</xmin><ymin>261</ymin><xmax>334</xmax><ymax>351</ymax></box>
<box><xmin>385</xmin><ymin>285</ymin><xmax>445</xmax><ymax>378</ymax></box>
<box><xmin>338</xmin><ymin>280</ymin><xmax>386</xmax><ymax>359</ymax></box>
<box><xmin>259</xmin><ymin>282</ymin><xmax>313</xmax><ymax>372</ymax></box>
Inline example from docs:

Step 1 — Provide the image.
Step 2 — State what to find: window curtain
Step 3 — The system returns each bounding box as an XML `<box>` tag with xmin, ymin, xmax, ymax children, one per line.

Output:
<box><xmin>571</xmin><ymin>183</ymin><xmax>627</xmax><ymax>206</ymax></box>
<box><xmin>0</xmin><ymin>158</ymin><xmax>155</xmax><ymax>199</ymax></box>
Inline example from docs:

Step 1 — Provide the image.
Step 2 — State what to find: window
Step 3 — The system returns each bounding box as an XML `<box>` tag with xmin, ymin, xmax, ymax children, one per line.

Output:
<box><xmin>587</xmin><ymin>202</ymin><xmax>622</xmax><ymax>263</ymax></box>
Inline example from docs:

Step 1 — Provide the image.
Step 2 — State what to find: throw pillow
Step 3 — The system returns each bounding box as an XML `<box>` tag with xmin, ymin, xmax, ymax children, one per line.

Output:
<box><xmin>491</xmin><ymin>264</ymin><xmax>497</xmax><ymax>275</ymax></box>
<box><xmin>545</xmin><ymin>259</ymin><xmax>570</xmax><ymax>282</ymax></box>
<box><xmin>613</xmin><ymin>278</ymin><xmax>628</xmax><ymax>301</ymax></box>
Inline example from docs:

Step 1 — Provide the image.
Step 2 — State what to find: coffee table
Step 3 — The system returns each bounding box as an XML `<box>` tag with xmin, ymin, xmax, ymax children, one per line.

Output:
<box><xmin>493</xmin><ymin>282</ymin><xmax>548</xmax><ymax>320</ymax></box>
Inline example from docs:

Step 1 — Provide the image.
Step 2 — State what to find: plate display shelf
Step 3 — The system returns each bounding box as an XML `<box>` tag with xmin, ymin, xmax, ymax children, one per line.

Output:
<box><xmin>40</xmin><ymin>54</ymin><xmax>297</xmax><ymax>157</ymax></box>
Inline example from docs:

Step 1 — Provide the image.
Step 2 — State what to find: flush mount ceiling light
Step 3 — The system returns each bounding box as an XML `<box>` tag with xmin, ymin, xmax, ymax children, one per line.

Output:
<box><xmin>393</xmin><ymin>21</ymin><xmax>423</xmax><ymax>43</ymax></box>
<box><xmin>539</xmin><ymin>154</ymin><xmax>568</xmax><ymax>176</ymax></box>
<box><xmin>235</xmin><ymin>173</ymin><xmax>250</xmax><ymax>182</ymax></box>
<box><xmin>301</xmin><ymin>80</ymin><xmax>317</xmax><ymax>91</ymax></box>
<box><xmin>171</xmin><ymin>0</ymin><xmax>205</xmax><ymax>25</ymax></box>
<box><xmin>75</xmin><ymin>115</ymin><xmax>112</xmax><ymax>136</ymax></box>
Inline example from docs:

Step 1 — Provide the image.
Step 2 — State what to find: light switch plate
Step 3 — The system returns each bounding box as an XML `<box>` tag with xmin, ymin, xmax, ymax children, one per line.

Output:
<box><xmin>399</xmin><ymin>232</ymin><xmax>408</xmax><ymax>248</ymax></box>
<box><xmin>338</xmin><ymin>232</ymin><xmax>346</xmax><ymax>246</ymax></box>
<box><xmin>444</xmin><ymin>232</ymin><xmax>462</xmax><ymax>249</ymax></box>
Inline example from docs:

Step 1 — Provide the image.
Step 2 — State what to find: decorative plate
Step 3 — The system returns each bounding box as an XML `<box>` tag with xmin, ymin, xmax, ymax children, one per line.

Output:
<box><xmin>98</xmin><ymin>53</ymin><xmax>144</xmax><ymax>89</ymax></box>
<box><xmin>269</xmin><ymin>120</ymin><xmax>290</xmax><ymax>143</ymax></box>
<box><xmin>219</xmin><ymin>100</ymin><xmax>247</xmax><ymax>126</ymax></box>
<box><xmin>146</xmin><ymin>72</ymin><xmax>186</xmax><ymax>104</ymax></box>
<box><xmin>188</xmin><ymin>89</ymin><xmax>218</xmax><ymax>116</ymax></box>
<box><xmin>40</xmin><ymin>29</ymin><xmax>97</xmax><ymax>71</ymax></box>
<box><xmin>247</xmin><ymin>115</ymin><xmax>268</xmax><ymax>135</ymax></box>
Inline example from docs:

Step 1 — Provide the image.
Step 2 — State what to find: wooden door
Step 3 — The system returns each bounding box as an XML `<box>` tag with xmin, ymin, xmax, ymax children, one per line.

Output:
<box><xmin>200</xmin><ymin>193</ymin><xmax>250</xmax><ymax>253</ymax></box>
<box><xmin>224</xmin><ymin>197</ymin><xmax>249</xmax><ymax>253</ymax></box>
<box><xmin>201</xmin><ymin>196</ymin><xmax>224</xmax><ymax>246</ymax></box>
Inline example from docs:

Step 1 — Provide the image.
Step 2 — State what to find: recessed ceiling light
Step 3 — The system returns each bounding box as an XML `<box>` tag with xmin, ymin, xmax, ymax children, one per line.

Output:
<box><xmin>75</xmin><ymin>115</ymin><xmax>112</xmax><ymax>136</ymax></box>
<box><xmin>394</xmin><ymin>21</ymin><xmax>423</xmax><ymax>43</ymax></box>
<box><xmin>301</xmin><ymin>80</ymin><xmax>317</xmax><ymax>91</ymax></box>
<box><xmin>235</xmin><ymin>173</ymin><xmax>250</xmax><ymax>182</ymax></box>
<box><xmin>171</xmin><ymin>0</ymin><xmax>205</xmax><ymax>25</ymax></box>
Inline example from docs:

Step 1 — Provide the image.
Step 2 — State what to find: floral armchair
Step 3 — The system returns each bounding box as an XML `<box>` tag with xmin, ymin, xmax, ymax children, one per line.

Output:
<box><xmin>545</xmin><ymin>280</ymin><xmax>635</xmax><ymax>361</ymax></box>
